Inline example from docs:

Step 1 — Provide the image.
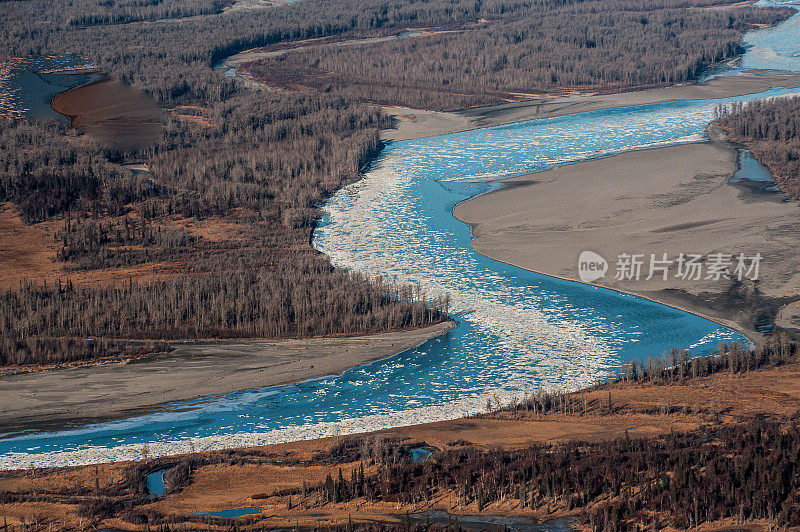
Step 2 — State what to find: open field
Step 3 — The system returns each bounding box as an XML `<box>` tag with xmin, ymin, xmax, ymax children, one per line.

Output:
<box><xmin>0</xmin><ymin>203</ymin><xmax>186</xmax><ymax>290</ymax></box>
<box><xmin>0</xmin><ymin>204</ymin><xmax>64</xmax><ymax>289</ymax></box>
<box><xmin>453</xmin><ymin>128</ymin><xmax>800</xmax><ymax>339</ymax></box>
<box><xmin>0</xmin><ymin>321</ymin><xmax>454</xmax><ymax>434</ymax></box>
<box><xmin>383</xmin><ymin>72</ymin><xmax>800</xmax><ymax>141</ymax></box>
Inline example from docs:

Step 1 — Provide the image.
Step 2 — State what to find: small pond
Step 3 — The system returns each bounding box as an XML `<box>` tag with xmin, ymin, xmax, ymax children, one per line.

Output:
<box><xmin>145</xmin><ymin>468</ymin><xmax>167</xmax><ymax>498</ymax></box>
<box><xmin>730</xmin><ymin>150</ymin><xmax>783</xmax><ymax>194</ymax></box>
<box><xmin>410</xmin><ymin>447</ymin><xmax>433</xmax><ymax>462</ymax></box>
<box><xmin>196</xmin><ymin>507</ymin><xmax>264</xmax><ymax>517</ymax></box>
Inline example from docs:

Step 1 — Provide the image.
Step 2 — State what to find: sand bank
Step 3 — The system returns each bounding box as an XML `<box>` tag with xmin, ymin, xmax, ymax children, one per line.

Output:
<box><xmin>0</xmin><ymin>321</ymin><xmax>454</xmax><ymax>434</ymax></box>
<box><xmin>453</xmin><ymin>132</ymin><xmax>800</xmax><ymax>340</ymax></box>
<box><xmin>383</xmin><ymin>72</ymin><xmax>800</xmax><ymax>141</ymax></box>
<box><xmin>51</xmin><ymin>78</ymin><xmax>163</xmax><ymax>151</ymax></box>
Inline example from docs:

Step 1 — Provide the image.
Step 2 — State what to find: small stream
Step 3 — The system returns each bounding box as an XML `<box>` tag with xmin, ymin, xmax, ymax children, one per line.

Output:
<box><xmin>196</xmin><ymin>507</ymin><xmax>263</xmax><ymax>517</ymax></box>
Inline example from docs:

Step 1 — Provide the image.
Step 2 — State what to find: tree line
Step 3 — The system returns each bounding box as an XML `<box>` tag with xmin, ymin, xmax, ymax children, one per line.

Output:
<box><xmin>717</xmin><ymin>96</ymin><xmax>800</xmax><ymax>199</ymax></box>
<box><xmin>492</xmin><ymin>334</ymin><xmax>796</xmax><ymax>417</ymax></box>
<box><xmin>65</xmin><ymin>0</ymin><xmax>228</xmax><ymax>27</ymax></box>
<box><xmin>0</xmin><ymin>266</ymin><xmax>447</xmax><ymax>365</ymax></box>
<box><xmin>2</xmin><ymin>270</ymin><xmax>444</xmax><ymax>341</ymax></box>
<box><xmin>244</xmin><ymin>0</ymin><xmax>794</xmax><ymax>110</ymax></box>
<box><xmin>43</xmin><ymin>416</ymin><xmax>800</xmax><ymax>529</ymax></box>
<box><xmin>325</xmin><ymin>421</ymin><xmax>800</xmax><ymax>529</ymax></box>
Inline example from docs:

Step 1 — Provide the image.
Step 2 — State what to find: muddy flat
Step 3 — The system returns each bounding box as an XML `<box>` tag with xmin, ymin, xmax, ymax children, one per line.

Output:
<box><xmin>0</xmin><ymin>321</ymin><xmax>454</xmax><ymax>434</ymax></box>
<box><xmin>51</xmin><ymin>78</ymin><xmax>163</xmax><ymax>151</ymax></box>
<box><xmin>383</xmin><ymin>72</ymin><xmax>800</xmax><ymax>141</ymax></box>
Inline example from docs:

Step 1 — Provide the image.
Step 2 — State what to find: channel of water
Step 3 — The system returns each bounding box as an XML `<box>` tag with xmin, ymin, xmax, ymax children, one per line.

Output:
<box><xmin>1</xmin><ymin>1</ymin><xmax>798</xmax><ymax>470</ymax></box>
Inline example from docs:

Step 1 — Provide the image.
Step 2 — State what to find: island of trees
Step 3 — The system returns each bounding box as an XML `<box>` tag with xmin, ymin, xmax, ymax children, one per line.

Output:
<box><xmin>717</xmin><ymin>96</ymin><xmax>800</xmax><ymax>199</ymax></box>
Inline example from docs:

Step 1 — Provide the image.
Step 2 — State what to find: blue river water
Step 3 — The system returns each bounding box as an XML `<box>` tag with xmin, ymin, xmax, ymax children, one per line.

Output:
<box><xmin>745</xmin><ymin>0</ymin><xmax>800</xmax><ymax>72</ymax></box>
<box><xmin>1</xmin><ymin>3</ymin><xmax>799</xmax><ymax>469</ymax></box>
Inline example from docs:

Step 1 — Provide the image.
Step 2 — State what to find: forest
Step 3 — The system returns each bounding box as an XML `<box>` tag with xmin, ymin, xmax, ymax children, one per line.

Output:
<box><xmin>327</xmin><ymin>421</ymin><xmax>800</xmax><ymax>529</ymax></box>
<box><xmin>0</xmin><ymin>93</ymin><xmax>447</xmax><ymax>365</ymax></box>
<box><xmin>2</xmin><ymin>0</ymin><xmax>792</xmax><ymax>108</ymax></box>
<box><xmin>243</xmin><ymin>0</ymin><xmax>793</xmax><ymax>110</ymax></box>
<box><xmin>63</xmin><ymin>0</ymin><xmax>229</xmax><ymax>27</ymax></box>
<box><xmin>717</xmin><ymin>96</ymin><xmax>800</xmax><ymax>200</ymax></box>
<box><xmin>0</xmin><ymin>0</ymin><xmax>790</xmax><ymax>364</ymax></box>
<box><xmin>1</xmin><ymin>0</ymin><xmax>469</xmax><ymax>364</ymax></box>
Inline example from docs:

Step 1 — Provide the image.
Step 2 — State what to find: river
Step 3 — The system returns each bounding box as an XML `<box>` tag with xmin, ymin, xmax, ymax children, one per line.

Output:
<box><xmin>1</xmin><ymin>3</ymin><xmax>799</xmax><ymax>469</ymax></box>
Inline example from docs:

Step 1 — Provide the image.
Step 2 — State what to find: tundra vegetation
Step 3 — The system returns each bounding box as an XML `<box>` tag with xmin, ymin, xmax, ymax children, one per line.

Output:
<box><xmin>717</xmin><ymin>96</ymin><xmax>800</xmax><ymax>199</ymax></box>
